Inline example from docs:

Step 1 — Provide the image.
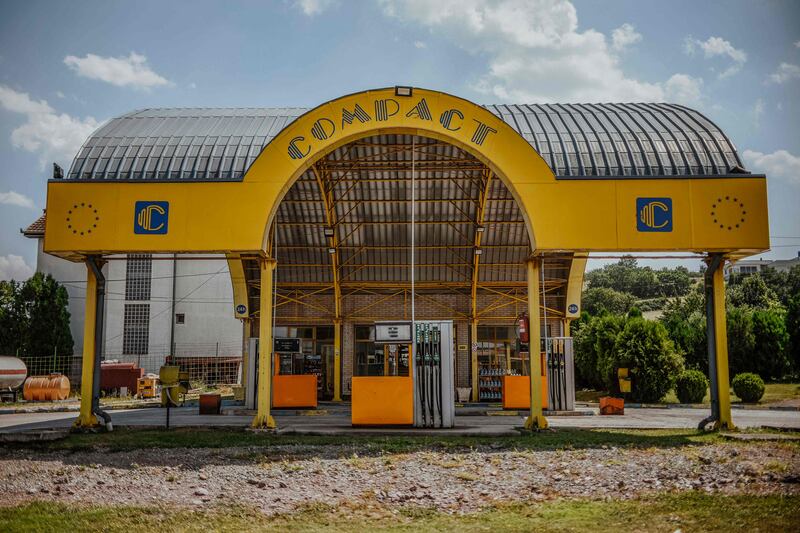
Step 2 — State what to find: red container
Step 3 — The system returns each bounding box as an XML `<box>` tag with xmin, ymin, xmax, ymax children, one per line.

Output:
<box><xmin>599</xmin><ymin>396</ymin><xmax>624</xmax><ymax>415</ymax></box>
<box><xmin>199</xmin><ymin>393</ymin><xmax>221</xmax><ymax>415</ymax></box>
<box><xmin>101</xmin><ymin>362</ymin><xmax>144</xmax><ymax>393</ymax></box>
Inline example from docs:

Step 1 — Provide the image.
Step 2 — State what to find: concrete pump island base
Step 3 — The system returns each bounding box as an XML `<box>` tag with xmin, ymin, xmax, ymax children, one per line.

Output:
<box><xmin>43</xmin><ymin>87</ymin><xmax>769</xmax><ymax>434</ymax></box>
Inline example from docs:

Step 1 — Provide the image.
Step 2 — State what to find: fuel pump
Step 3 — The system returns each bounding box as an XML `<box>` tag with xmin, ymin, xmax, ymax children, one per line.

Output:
<box><xmin>415</xmin><ymin>322</ymin><xmax>427</xmax><ymax>427</ymax></box>
<box><xmin>412</xmin><ymin>321</ymin><xmax>453</xmax><ymax>428</ymax></box>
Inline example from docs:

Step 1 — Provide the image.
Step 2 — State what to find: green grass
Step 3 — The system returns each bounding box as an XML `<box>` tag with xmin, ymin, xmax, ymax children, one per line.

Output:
<box><xmin>1</xmin><ymin>493</ymin><xmax>797</xmax><ymax>532</ymax></box>
<box><xmin>760</xmin><ymin>383</ymin><xmax>800</xmax><ymax>404</ymax></box>
<box><xmin>1</xmin><ymin>427</ymin><xmax>733</xmax><ymax>455</ymax></box>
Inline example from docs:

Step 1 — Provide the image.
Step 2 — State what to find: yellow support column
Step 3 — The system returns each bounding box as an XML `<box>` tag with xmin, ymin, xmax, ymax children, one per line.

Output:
<box><xmin>712</xmin><ymin>263</ymin><xmax>735</xmax><ymax>430</ymax></box>
<box><xmin>471</xmin><ymin>319</ymin><xmax>479</xmax><ymax>402</ymax></box>
<box><xmin>333</xmin><ymin>318</ymin><xmax>342</xmax><ymax>401</ymax></box>
<box><xmin>525</xmin><ymin>257</ymin><xmax>548</xmax><ymax>430</ymax></box>
<box><xmin>252</xmin><ymin>257</ymin><xmax>277</xmax><ymax>429</ymax></box>
<box><xmin>75</xmin><ymin>263</ymin><xmax>99</xmax><ymax>428</ymax></box>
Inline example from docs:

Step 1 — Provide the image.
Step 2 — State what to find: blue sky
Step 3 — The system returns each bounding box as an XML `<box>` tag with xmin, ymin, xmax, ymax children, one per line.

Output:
<box><xmin>1</xmin><ymin>0</ymin><xmax>798</xmax><ymax>279</ymax></box>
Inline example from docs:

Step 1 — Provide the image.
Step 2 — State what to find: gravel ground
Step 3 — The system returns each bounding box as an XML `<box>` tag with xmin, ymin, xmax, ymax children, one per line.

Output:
<box><xmin>1</xmin><ymin>442</ymin><xmax>798</xmax><ymax>515</ymax></box>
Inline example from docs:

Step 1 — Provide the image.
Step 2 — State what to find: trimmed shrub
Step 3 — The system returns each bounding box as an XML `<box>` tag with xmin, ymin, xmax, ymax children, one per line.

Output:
<box><xmin>675</xmin><ymin>369</ymin><xmax>708</xmax><ymax>404</ymax></box>
<box><xmin>602</xmin><ymin>318</ymin><xmax>684</xmax><ymax>402</ymax></box>
<box><xmin>732</xmin><ymin>373</ymin><xmax>765</xmax><ymax>403</ymax></box>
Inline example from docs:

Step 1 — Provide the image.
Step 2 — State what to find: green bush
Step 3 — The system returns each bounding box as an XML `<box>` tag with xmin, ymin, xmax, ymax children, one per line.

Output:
<box><xmin>573</xmin><ymin>314</ymin><xmax>625</xmax><ymax>390</ymax></box>
<box><xmin>675</xmin><ymin>369</ymin><xmax>708</xmax><ymax>404</ymax></box>
<box><xmin>601</xmin><ymin>318</ymin><xmax>684</xmax><ymax>402</ymax></box>
<box><xmin>593</xmin><ymin>314</ymin><xmax>627</xmax><ymax>390</ymax></box>
<box><xmin>732</xmin><ymin>373</ymin><xmax>765</xmax><ymax>403</ymax></box>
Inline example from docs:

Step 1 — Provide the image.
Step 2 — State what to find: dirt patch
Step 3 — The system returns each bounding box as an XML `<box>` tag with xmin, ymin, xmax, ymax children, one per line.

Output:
<box><xmin>0</xmin><ymin>441</ymin><xmax>798</xmax><ymax>515</ymax></box>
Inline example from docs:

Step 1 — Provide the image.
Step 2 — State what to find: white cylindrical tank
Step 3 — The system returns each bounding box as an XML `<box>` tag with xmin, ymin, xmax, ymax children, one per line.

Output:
<box><xmin>0</xmin><ymin>356</ymin><xmax>28</xmax><ymax>390</ymax></box>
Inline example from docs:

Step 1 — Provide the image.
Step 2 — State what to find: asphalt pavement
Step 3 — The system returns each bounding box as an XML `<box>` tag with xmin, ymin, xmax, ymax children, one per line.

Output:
<box><xmin>0</xmin><ymin>403</ymin><xmax>797</xmax><ymax>436</ymax></box>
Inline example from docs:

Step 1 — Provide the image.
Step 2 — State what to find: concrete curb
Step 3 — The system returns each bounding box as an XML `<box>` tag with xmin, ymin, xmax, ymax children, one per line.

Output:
<box><xmin>0</xmin><ymin>401</ymin><xmax>161</xmax><ymax>415</ymax></box>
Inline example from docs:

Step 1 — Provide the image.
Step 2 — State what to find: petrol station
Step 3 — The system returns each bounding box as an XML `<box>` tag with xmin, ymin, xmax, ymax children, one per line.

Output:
<box><xmin>42</xmin><ymin>87</ymin><xmax>769</xmax><ymax>432</ymax></box>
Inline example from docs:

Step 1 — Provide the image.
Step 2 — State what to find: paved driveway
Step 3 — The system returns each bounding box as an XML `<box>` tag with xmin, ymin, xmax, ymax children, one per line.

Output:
<box><xmin>0</xmin><ymin>405</ymin><xmax>797</xmax><ymax>435</ymax></box>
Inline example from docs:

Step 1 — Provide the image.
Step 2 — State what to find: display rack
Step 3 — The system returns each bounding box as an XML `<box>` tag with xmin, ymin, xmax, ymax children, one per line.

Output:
<box><xmin>479</xmin><ymin>368</ymin><xmax>521</xmax><ymax>401</ymax></box>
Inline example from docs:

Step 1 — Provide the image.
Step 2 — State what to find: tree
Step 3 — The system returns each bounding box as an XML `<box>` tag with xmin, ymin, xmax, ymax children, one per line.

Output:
<box><xmin>0</xmin><ymin>280</ymin><xmax>25</xmax><ymax>357</ymax></box>
<box><xmin>660</xmin><ymin>287</ymin><xmax>707</xmax><ymax>372</ymax></box>
<box><xmin>18</xmin><ymin>273</ymin><xmax>74</xmax><ymax>363</ymax></box>
<box><xmin>786</xmin><ymin>294</ymin><xmax>800</xmax><ymax>373</ymax></box>
<box><xmin>581</xmin><ymin>287</ymin><xmax>636</xmax><ymax>316</ymax></box>
<box><xmin>757</xmin><ymin>266</ymin><xmax>790</xmax><ymax>305</ymax></box>
<box><xmin>0</xmin><ymin>273</ymin><xmax>74</xmax><ymax>375</ymax></box>
<box><xmin>727</xmin><ymin>274</ymin><xmax>781</xmax><ymax>310</ymax></box>
<box><xmin>750</xmin><ymin>308</ymin><xmax>790</xmax><ymax>380</ymax></box>
<box><xmin>655</xmin><ymin>266</ymin><xmax>693</xmax><ymax>297</ymax></box>
<box><xmin>727</xmin><ymin>307</ymin><xmax>756</xmax><ymax>378</ymax></box>
<box><xmin>606</xmin><ymin>318</ymin><xmax>684</xmax><ymax>402</ymax></box>
<box><xmin>573</xmin><ymin>313</ymin><xmax>627</xmax><ymax>390</ymax></box>
<box><xmin>586</xmin><ymin>257</ymin><xmax>661</xmax><ymax>298</ymax></box>
<box><xmin>593</xmin><ymin>313</ymin><xmax>628</xmax><ymax>390</ymax></box>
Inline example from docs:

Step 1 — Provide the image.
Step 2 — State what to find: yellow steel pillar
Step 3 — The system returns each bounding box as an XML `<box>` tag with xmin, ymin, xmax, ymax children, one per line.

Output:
<box><xmin>470</xmin><ymin>319</ymin><xmax>479</xmax><ymax>402</ymax></box>
<box><xmin>75</xmin><ymin>262</ymin><xmax>99</xmax><ymax>428</ymax></box>
<box><xmin>252</xmin><ymin>257</ymin><xmax>277</xmax><ymax>429</ymax></box>
<box><xmin>711</xmin><ymin>261</ymin><xmax>735</xmax><ymax>430</ymax></box>
<box><xmin>505</xmin><ymin>344</ymin><xmax>512</xmax><ymax>372</ymax></box>
<box><xmin>525</xmin><ymin>257</ymin><xmax>548</xmax><ymax>430</ymax></box>
<box><xmin>333</xmin><ymin>318</ymin><xmax>342</xmax><ymax>401</ymax></box>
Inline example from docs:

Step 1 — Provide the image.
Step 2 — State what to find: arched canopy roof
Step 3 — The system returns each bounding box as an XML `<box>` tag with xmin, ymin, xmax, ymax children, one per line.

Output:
<box><xmin>68</xmin><ymin>103</ymin><xmax>744</xmax><ymax>181</ymax></box>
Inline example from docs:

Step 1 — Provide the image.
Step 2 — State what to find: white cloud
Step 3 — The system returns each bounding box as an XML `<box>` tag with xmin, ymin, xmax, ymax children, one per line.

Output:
<box><xmin>611</xmin><ymin>23</ymin><xmax>641</xmax><ymax>51</ymax></box>
<box><xmin>0</xmin><ymin>255</ymin><xmax>34</xmax><ymax>281</ymax></box>
<box><xmin>0</xmin><ymin>85</ymin><xmax>52</xmax><ymax>115</ymax></box>
<box><xmin>753</xmin><ymin>98</ymin><xmax>765</xmax><ymax>128</ymax></box>
<box><xmin>766</xmin><ymin>62</ymin><xmax>800</xmax><ymax>84</ymax></box>
<box><xmin>743</xmin><ymin>149</ymin><xmax>800</xmax><ymax>185</ymax></box>
<box><xmin>663</xmin><ymin>74</ymin><xmax>704</xmax><ymax>106</ymax></box>
<box><xmin>414</xmin><ymin>40</ymin><xmax>427</xmax><ymax>48</ymax></box>
<box><xmin>64</xmin><ymin>52</ymin><xmax>170</xmax><ymax>90</ymax></box>
<box><xmin>795</xmin><ymin>40</ymin><xmax>800</xmax><ymax>48</ymax></box>
<box><xmin>293</xmin><ymin>0</ymin><xmax>336</xmax><ymax>15</ymax></box>
<box><xmin>0</xmin><ymin>191</ymin><xmax>35</xmax><ymax>209</ymax></box>
<box><xmin>0</xmin><ymin>85</ymin><xmax>100</xmax><ymax>168</ymax></box>
<box><xmin>378</xmin><ymin>0</ymin><xmax>695</xmax><ymax>104</ymax></box>
<box><xmin>188</xmin><ymin>82</ymin><xmax>197</xmax><ymax>89</ymax></box>
<box><xmin>684</xmin><ymin>36</ymin><xmax>747</xmax><ymax>78</ymax></box>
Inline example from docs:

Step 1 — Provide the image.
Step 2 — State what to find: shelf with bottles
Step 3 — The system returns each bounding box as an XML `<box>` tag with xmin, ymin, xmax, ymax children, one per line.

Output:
<box><xmin>478</xmin><ymin>367</ymin><xmax>522</xmax><ymax>401</ymax></box>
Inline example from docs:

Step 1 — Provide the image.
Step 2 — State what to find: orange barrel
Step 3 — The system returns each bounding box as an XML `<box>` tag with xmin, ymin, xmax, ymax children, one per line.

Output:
<box><xmin>23</xmin><ymin>374</ymin><xmax>71</xmax><ymax>401</ymax></box>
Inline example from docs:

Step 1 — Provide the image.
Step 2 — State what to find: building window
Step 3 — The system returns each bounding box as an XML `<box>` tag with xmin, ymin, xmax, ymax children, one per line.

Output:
<box><xmin>123</xmin><ymin>303</ymin><xmax>150</xmax><ymax>356</ymax></box>
<box><xmin>175</xmin><ymin>313</ymin><xmax>185</xmax><ymax>325</ymax></box>
<box><xmin>477</xmin><ymin>326</ymin><xmax>522</xmax><ymax>373</ymax></box>
<box><xmin>354</xmin><ymin>325</ymin><xmax>409</xmax><ymax>377</ymax></box>
<box><xmin>125</xmin><ymin>254</ymin><xmax>152</xmax><ymax>301</ymax></box>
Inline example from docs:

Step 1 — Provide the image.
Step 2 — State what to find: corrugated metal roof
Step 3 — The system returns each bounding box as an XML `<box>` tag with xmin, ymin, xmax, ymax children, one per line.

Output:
<box><xmin>272</xmin><ymin>134</ymin><xmax>527</xmax><ymax>287</ymax></box>
<box><xmin>67</xmin><ymin>104</ymin><xmax>744</xmax><ymax>180</ymax></box>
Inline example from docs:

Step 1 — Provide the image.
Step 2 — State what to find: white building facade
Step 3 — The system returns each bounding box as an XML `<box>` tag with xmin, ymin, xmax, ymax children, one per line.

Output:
<box><xmin>24</xmin><ymin>217</ymin><xmax>243</xmax><ymax>376</ymax></box>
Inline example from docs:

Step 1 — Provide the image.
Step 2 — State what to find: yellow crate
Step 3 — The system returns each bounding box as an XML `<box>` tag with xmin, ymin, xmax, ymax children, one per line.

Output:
<box><xmin>137</xmin><ymin>377</ymin><xmax>158</xmax><ymax>399</ymax></box>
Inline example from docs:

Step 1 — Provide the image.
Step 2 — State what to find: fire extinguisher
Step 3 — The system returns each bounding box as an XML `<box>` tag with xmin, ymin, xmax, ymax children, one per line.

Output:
<box><xmin>518</xmin><ymin>313</ymin><xmax>530</xmax><ymax>344</ymax></box>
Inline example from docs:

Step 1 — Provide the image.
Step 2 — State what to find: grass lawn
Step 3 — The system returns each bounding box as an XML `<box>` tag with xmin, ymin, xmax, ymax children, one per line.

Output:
<box><xmin>578</xmin><ymin>383</ymin><xmax>800</xmax><ymax>405</ymax></box>
<box><xmin>1</xmin><ymin>493</ymin><xmax>797</xmax><ymax>532</ymax></box>
<box><xmin>3</xmin><ymin>427</ymin><xmax>734</xmax><ymax>454</ymax></box>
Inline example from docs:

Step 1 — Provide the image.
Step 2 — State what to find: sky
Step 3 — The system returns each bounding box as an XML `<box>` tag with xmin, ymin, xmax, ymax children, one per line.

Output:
<box><xmin>0</xmin><ymin>0</ymin><xmax>798</xmax><ymax>280</ymax></box>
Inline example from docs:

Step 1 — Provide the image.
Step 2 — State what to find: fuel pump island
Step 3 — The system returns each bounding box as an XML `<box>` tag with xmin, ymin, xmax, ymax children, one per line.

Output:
<box><xmin>352</xmin><ymin>321</ymin><xmax>454</xmax><ymax>428</ymax></box>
